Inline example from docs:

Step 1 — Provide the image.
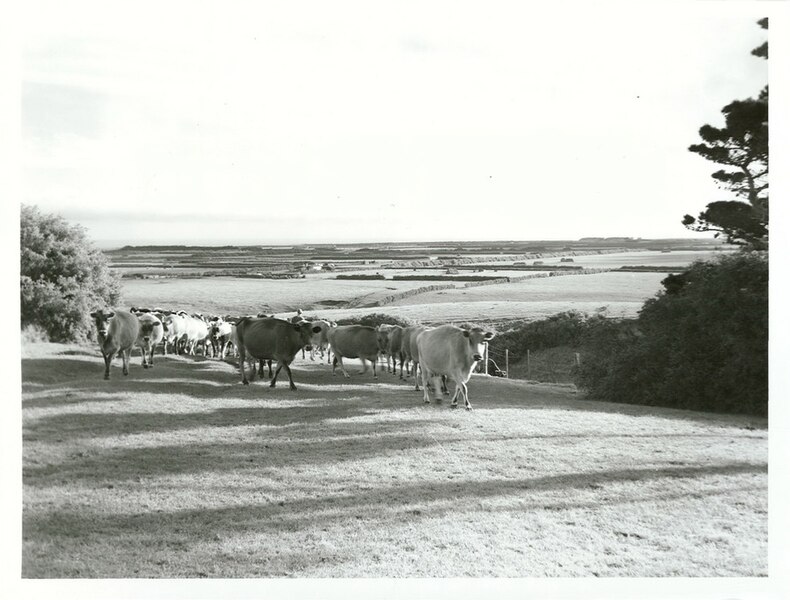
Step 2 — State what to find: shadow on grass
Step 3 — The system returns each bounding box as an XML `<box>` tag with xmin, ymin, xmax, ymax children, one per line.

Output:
<box><xmin>24</xmin><ymin>461</ymin><xmax>766</xmax><ymax>544</ymax></box>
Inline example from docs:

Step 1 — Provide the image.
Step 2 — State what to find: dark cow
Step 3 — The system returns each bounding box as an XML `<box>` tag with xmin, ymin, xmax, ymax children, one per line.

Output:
<box><xmin>386</xmin><ymin>325</ymin><xmax>404</xmax><ymax>375</ymax></box>
<box><xmin>90</xmin><ymin>309</ymin><xmax>140</xmax><ymax>380</ymax></box>
<box><xmin>326</xmin><ymin>325</ymin><xmax>380</xmax><ymax>378</ymax></box>
<box><xmin>234</xmin><ymin>317</ymin><xmax>322</xmax><ymax>390</ymax></box>
<box><xmin>136</xmin><ymin>312</ymin><xmax>164</xmax><ymax>368</ymax></box>
<box><xmin>416</xmin><ymin>325</ymin><xmax>495</xmax><ymax>410</ymax></box>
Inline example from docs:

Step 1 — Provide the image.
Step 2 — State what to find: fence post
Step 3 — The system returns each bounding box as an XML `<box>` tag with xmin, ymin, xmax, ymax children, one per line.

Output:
<box><xmin>484</xmin><ymin>342</ymin><xmax>489</xmax><ymax>376</ymax></box>
<box><xmin>526</xmin><ymin>349</ymin><xmax>530</xmax><ymax>380</ymax></box>
<box><xmin>575</xmin><ymin>352</ymin><xmax>581</xmax><ymax>367</ymax></box>
<box><xmin>505</xmin><ymin>349</ymin><xmax>509</xmax><ymax>379</ymax></box>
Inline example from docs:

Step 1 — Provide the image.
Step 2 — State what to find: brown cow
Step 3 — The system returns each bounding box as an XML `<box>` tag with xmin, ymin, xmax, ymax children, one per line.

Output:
<box><xmin>234</xmin><ymin>317</ymin><xmax>322</xmax><ymax>390</ymax></box>
<box><xmin>90</xmin><ymin>309</ymin><xmax>140</xmax><ymax>380</ymax></box>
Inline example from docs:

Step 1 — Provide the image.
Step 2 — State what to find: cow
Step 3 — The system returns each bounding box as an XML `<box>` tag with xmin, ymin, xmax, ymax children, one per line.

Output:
<box><xmin>162</xmin><ymin>313</ymin><xmax>189</xmax><ymax>355</ymax></box>
<box><xmin>415</xmin><ymin>325</ymin><xmax>495</xmax><ymax>410</ymax></box>
<box><xmin>90</xmin><ymin>309</ymin><xmax>140</xmax><ymax>380</ymax></box>
<box><xmin>234</xmin><ymin>317</ymin><xmax>322</xmax><ymax>389</ymax></box>
<box><xmin>376</xmin><ymin>324</ymin><xmax>394</xmax><ymax>371</ymax></box>
<box><xmin>208</xmin><ymin>317</ymin><xmax>234</xmax><ymax>360</ymax></box>
<box><xmin>326</xmin><ymin>325</ymin><xmax>380</xmax><ymax>378</ymax></box>
<box><xmin>135</xmin><ymin>312</ymin><xmax>164</xmax><ymax>368</ymax></box>
<box><xmin>308</xmin><ymin>319</ymin><xmax>333</xmax><ymax>362</ymax></box>
<box><xmin>386</xmin><ymin>325</ymin><xmax>404</xmax><ymax>375</ymax></box>
<box><xmin>184</xmin><ymin>314</ymin><xmax>210</xmax><ymax>355</ymax></box>
<box><xmin>401</xmin><ymin>325</ymin><xmax>430</xmax><ymax>389</ymax></box>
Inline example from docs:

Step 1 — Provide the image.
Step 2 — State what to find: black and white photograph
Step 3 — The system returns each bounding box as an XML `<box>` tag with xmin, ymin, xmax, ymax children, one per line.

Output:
<box><xmin>4</xmin><ymin>0</ymin><xmax>789</xmax><ymax>598</ymax></box>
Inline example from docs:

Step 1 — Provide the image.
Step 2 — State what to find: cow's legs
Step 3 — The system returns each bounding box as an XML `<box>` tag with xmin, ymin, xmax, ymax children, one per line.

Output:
<box><xmin>270</xmin><ymin>361</ymin><xmax>296</xmax><ymax>389</ymax></box>
<box><xmin>102</xmin><ymin>351</ymin><xmax>115</xmax><ymax>380</ymax></box>
<box><xmin>420</xmin><ymin>365</ymin><xmax>432</xmax><ymax>403</ymax></box>
<box><xmin>148</xmin><ymin>347</ymin><xmax>155</xmax><ymax>368</ymax></box>
<box><xmin>239</xmin><ymin>346</ymin><xmax>250</xmax><ymax>385</ymax></box>
<box><xmin>413</xmin><ymin>362</ymin><xmax>421</xmax><ymax>391</ymax></box>
<box><xmin>334</xmin><ymin>356</ymin><xmax>351</xmax><ymax>378</ymax></box>
<box><xmin>274</xmin><ymin>361</ymin><xmax>297</xmax><ymax>390</ymax></box>
<box><xmin>122</xmin><ymin>349</ymin><xmax>131</xmax><ymax>376</ymax></box>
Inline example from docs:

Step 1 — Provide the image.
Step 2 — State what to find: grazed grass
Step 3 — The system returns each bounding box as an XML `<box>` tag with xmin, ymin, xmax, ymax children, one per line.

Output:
<box><xmin>22</xmin><ymin>342</ymin><xmax>767</xmax><ymax>578</ymax></box>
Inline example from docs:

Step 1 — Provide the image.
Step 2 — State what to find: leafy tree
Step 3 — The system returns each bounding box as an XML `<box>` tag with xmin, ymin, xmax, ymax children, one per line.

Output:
<box><xmin>684</xmin><ymin>18</ymin><xmax>768</xmax><ymax>249</ymax></box>
<box><xmin>20</xmin><ymin>204</ymin><xmax>121</xmax><ymax>342</ymax></box>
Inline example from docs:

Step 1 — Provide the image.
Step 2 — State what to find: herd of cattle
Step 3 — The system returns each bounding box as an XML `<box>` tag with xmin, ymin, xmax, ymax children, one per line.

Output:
<box><xmin>88</xmin><ymin>307</ymin><xmax>496</xmax><ymax>409</ymax></box>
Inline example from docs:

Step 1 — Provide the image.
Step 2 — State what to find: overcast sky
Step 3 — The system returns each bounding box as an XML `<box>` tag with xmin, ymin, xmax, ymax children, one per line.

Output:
<box><xmin>19</xmin><ymin>0</ymin><xmax>775</xmax><ymax>247</ymax></box>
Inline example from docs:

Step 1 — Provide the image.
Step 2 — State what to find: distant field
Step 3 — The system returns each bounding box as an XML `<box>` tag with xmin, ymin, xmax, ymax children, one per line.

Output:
<box><xmin>120</xmin><ymin>275</ymin><xmax>434</xmax><ymax>315</ymax></box>
<box><xmin>527</xmin><ymin>250</ymin><xmax>727</xmax><ymax>268</ymax></box>
<box><xmin>119</xmin><ymin>252</ymin><xmax>709</xmax><ymax>322</ymax></box>
<box><xmin>387</xmin><ymin>272</ymin><xmax>667</xmax><ymax>307</ymax></box>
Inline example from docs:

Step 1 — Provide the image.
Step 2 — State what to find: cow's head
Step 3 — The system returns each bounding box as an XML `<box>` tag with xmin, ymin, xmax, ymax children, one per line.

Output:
<box><xmin>90</xmin><ymin>309</ymin><xmax>115</xmax><ymax>338</ymax></box>
<box><xmin>376</xmin><ymin>326</ymin><xmax>392</xmax><ymax>352</ymax></box>
<box><xmin>462</xmin><ymin>328</ymin><xmax>495</xmax><ymax>362</ymax></box>
<box><xmin>137</xmin><ymin>315</ymin><xmax>162</xmax><ymax>344</ymax></box>
<box><xmin>294</xmin><ymin>320</ymin><xmax>322</xmax><ymax>349</ymax></box>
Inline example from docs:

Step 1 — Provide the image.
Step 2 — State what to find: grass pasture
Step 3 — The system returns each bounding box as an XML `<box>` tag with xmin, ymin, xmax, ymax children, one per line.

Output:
<box><xmin>120</xmin><ymin>271</ymin><xmax>669</xmax><ymax>325</ymax></box>
<box><xmin>22</xmin><ymin>342</ymin><xmax>767</xmax><ymax>578</ymax></box>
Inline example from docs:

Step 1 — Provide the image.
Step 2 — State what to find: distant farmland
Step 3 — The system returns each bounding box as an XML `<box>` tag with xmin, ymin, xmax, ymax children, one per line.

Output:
<box><xmin>116</xmin><ymin>244</ymin><xmax>732</xmax><ymax>322</ymax></box>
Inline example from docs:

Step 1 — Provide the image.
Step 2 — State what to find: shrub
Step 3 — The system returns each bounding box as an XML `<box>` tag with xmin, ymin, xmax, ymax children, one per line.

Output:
<box><xmin>335</xmin><ymin>313</ymin><xmax>417</xmax><ymax>328</ymax></box>
<box><xmin>575</xmin><ymin>253</ymin><xmax>768</xmax><ymax>416</ymax></box>
<box><xmin>490</xmin><ymin>310</ymin><xmax>595</xmax><ymax>356</ymax></box>
<box><xmin>20</xmin><ymin>205</ymin><xmax>121</xmax><ymax>343</ymax></box>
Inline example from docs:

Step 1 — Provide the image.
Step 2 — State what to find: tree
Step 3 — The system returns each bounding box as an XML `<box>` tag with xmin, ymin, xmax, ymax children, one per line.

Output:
<box><xmin>684</xmin><ymin>18</ymin><xmax>768</xmax><ymax>249</ymax></box>
<box><xmin>20</xmin><ymin>204</ymin><xmax>121</xmax><ymax>342</ymax></box>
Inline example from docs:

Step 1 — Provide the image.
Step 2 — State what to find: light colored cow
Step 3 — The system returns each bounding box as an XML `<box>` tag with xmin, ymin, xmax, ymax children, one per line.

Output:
<box><xmin>135</xmin><ymin>312</ymin><xmax>164</xmax><ymax>368</ymax></box>
<box><xmin>402</xmin><ymin>325</ymin><xmax>430</xmax><ymax>390</ymax></box>
<box><xmin>416</xmin><ymin>325</ymin><xmax>494</xmax><ymax>410</ymax></box>
<box><xmin>184</xmin><ymin>315</ymin><xmax>210</xmax><ymax>355</ymax></box>
<box><xmin>209</xmin><ymin>318</ymin><xmax>234</xmax><ymax>359</ymax></box>
<box><xmin>308</xmin><ymin>319</ymin><xmax>333</xmax><ymax>362</ymax></box>
<box><xmin>326</xmin><ymin>325</ymin><xmax>379</xmax><ymax>378</ymax></box>
<box><xmin>162</xmin><ymin>313</ymin><xmax>189</xmax><ymax>355</ymax></box>
<box><xmin>90</xmin><ymin>309</ymin><xmax>140</xmax><ymax>379</ymax></box>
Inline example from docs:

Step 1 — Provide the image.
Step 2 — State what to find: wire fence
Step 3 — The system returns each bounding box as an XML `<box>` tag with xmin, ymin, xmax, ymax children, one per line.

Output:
<box><xmin>482</xmin><ymin>344</ymin><xmax>581</xmax><ymax>384</ymax></box>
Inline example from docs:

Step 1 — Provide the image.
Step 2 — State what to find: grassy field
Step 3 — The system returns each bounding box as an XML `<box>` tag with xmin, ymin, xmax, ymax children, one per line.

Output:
<box><xmin>120</xmin><ymin>271</ymin><xmax>668</xmax><ymax>325</ymax></box>
<box><xmin>22</xmin><ymin>342</ymin><xmax>767</xmax><ymax>578</ymax></box>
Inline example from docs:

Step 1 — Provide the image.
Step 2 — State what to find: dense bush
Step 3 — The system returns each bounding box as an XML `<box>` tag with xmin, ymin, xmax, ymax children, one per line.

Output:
<box><xmin>335</xmin><ymin>313</ymin><xmax>417</xmax><ymax>328</ymax></box>
<box><xmin>576</xmin><ymin>253</ymin><xmax>768</xmax><ymax>416</ymax></box>
<box><xmin>491</xmin><ymin>310</ymin><xmax>599</xmax><ymax>356</ymax></box>
<box><xmin>20</xmin><ymin>204</ymin><xmax>121</xmax><ymax>342</ymax></box>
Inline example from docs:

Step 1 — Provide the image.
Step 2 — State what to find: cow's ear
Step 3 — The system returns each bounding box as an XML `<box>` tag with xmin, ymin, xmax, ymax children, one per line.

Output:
<box><xmin>312</xmin><ymin>326</ymin><xmax>322</xmax><ymax>333</ymax></box>
<box><xmin>484</xmin><ymin>332</ymin><xmax>494</xmax><ymax>340</ymax></box>
<box><xmin>462</xmin><ymin>330</ymin><xmax>470</xmax><ymax>338</ymax></box>
<box><xmin>107</xmin><ymin>312</ymin><xmax>115</xmax><ymax>318</ymax></box>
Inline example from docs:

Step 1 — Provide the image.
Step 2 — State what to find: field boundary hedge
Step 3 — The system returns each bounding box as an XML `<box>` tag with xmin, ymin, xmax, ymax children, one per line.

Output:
<box><xmin>358</xmin><ymin>283</ymin><xmax>456</xmax><ymax>308</ymax></box>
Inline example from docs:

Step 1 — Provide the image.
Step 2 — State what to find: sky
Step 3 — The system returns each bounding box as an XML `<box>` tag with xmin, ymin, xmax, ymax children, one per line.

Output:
<box><xmin>17</xmin><ymin>0</ymin><xmax>779</xmax><ymax>247</ymax></box>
